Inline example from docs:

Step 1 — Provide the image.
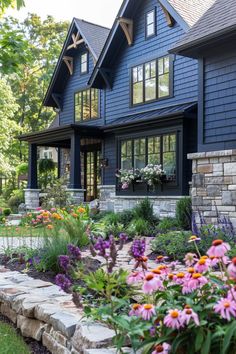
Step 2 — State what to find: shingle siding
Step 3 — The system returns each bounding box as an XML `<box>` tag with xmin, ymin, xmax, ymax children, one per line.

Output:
<box><xmin>203</xmin><ymin>47</ymin><xmax>236</xmax><ymax>148</ymax></box>
<box><xmin>59</xmin><ymin>44</ymin><xmax>104</xmax><ymax>126</ymax></box>
<box><xmin>104</xmin><ymin>0</ymin><xmax>198</xmax><ymax>123</ymax></box>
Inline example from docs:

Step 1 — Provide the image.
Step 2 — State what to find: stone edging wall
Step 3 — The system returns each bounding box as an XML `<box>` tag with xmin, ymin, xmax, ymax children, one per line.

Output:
<box><xmin>188</xmin><ymin>149</ymin><xmax>236</xmax><ymax>226</ymax></box>
<box><xmin>99</xmin><ymin>185</ymin><xmax>184</xmax><ymax>218</ymax></box>
<box><xmin>0</xmin><ymin>267</ymin><xmax>115</xmax><ymax>354</ymax></box>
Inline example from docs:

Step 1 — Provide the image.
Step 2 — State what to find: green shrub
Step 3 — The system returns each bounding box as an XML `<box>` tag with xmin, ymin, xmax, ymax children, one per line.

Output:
<box><xmin>157</xmin><ymin>217</ymin><xmax>179</xmax><ymax>233</ymax></box>
<box><xmin>176</xmin><ymin>197</ymin><xmax>192</xmax><ymax>230</ymax></box>
<box><xmin>3</xmin><ymin>208</ymin><xmax>11</xmax><ymax>216</ymax></box>
<box><xmin>116</xmin><ymin>210</ymin><xmax>134</xmax><ymax>227</ymax></box>
<box><xmin>62</xmin><ymin>214</ymin><xmax>89</xmax><ymax>247</ymax></box>
<box><xmin>127</xmin><ymin>218</ymin><xmax>150</xmax><ymax>237</ymax></box>
<box><xmin>151</xmin><ymin>231</ymin><xmax>193</xmax><ymax>260</ymax></box>
<box><xmin>8</xmin><ymin>189</ymin><xmax>24</xmax><ymax>213</ymax></box>
<box><xmin>103</xmin><ymin>212</ymin><xmax>120</xmax><ymax>225</ymax></box>
<box><xmin>133</xmin><ymin>198</ymin><xmax>158</xmax><ymax>225</ymax></box>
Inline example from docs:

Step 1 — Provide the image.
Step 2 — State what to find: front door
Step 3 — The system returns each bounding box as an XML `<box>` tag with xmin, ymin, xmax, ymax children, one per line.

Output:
<box><xmin>82</xmin><ymin>151</ymin><xmax>101</xmax><ymax>202</ymax></box>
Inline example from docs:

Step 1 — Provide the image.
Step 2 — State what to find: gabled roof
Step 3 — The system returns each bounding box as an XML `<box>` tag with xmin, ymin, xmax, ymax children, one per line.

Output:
<box><xmin>171</xmin><ymin>0</ymin><xmax>235</xmax><ymax>56</ymax></box>
<box><xmin>89</xmin><ymin>0</ymin><xmax>215</xmax><ymax>87</ymax></box>
<box><xmin>44</xmin><ymin>18</ymin><xmax>110</xmax><ymax>107</ymax></box>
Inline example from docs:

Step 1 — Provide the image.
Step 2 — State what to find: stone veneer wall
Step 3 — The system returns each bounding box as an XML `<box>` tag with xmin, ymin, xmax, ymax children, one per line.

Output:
<box><xmin>99</xmin><ymin>185</ymin><xmax>184</xmax><ymax>218</ymax></box>
<box><xmin>188</xmin><ymin>149</ymin><xmax>236</xmax><ymax>226</ymax></box>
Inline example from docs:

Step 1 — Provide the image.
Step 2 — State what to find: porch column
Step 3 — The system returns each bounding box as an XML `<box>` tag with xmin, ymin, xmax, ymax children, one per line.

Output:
<box><xmin>67</xmin><ymin>132</ymin><xmax>85</xmax><ymax>205</ymax></box>
<box><xmin>57</xmin><ymin>147</ymin><xmax>61</xmax><ymax>179</ymax></box>
<box><xmin>69</xmin><ymin>132</ymin><xmax>81</xmax><ymax>189</ymax></box>
<box><xmin>24</xmin><ymin>143</ymin><xmax>40</xmax><ymax>210</ymax></box>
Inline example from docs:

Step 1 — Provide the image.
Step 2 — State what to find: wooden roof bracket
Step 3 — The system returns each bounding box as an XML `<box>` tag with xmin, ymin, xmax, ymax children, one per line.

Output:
<box><xmin>118</xmin><ymin>17</ymin><xmax>133</xmax><ymax>46</ymax></box>
<box><xmin>52</xmin><ymin>93</ymin><xmax>63</xmax><ymax>111</ymax></box>
<box><xmin>160</xmin><ymin>3</ymin><xmax>175</xmax><ymax>27</ymax></box>
<box><xmin>99</xmin><ymin>67</ymin><xmax>113</xmax><ymax>89</ymax></box>
<box><xmin>63</xmin><ymin>56</ymin><xmax>73</xmax><ymax>75</ymax></box>
<box><xmin>67</xmin><ymin>32</ymin><xmax>84</xmax><ymax>50</ymax></box>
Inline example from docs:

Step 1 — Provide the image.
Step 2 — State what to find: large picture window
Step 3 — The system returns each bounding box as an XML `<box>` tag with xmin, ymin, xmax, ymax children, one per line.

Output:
<box><xmin>75</xmin><ymin>88</ymin><xmax>99</xmax><ymax>121</ymax></box>
<box><xmin>120</xmin><ymin>133</ymin><xmax>177</xmax><ymax>182</ymax></box>
<box><xmin>131</xmin><ymin>56</ymin><xmax>171</xmax><ymax>105</ymax></box>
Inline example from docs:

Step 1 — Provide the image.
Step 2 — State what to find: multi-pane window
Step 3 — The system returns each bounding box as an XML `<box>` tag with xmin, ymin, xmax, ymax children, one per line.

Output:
<box><xmin>120</xmin><ymin>133</ymin><xmax>176</xmax><ymax>181</ymax></box>
<box><xmin>146</xmin><ymin>9</ymin><xmax>156</xmax><ymax>38</ymax></box>
<box><xmin>131</xmin><ymin>56</ymin><xmax>171</xmax><ymax>105</ymax></box>
<box><xmin>121</xmin><ymin>140</ymin><xmax>132</xmax><ymax>169</ymax></box>
<box><xmin>81</xmin><ymin>52</ymin><xmax>88</xmax><ymax>74</ymax></box>
<box><xmin>75</xmin><ymin>88</ymin><xmax>99</xmax><ymax>121</ymax></box>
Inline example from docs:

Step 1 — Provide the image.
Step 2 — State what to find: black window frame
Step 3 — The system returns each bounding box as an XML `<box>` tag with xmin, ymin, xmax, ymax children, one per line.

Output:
<box><xmin>145</xmin><ymin>8</ymin><xmax>156</xmax><ymax>39</ymax></box>
<box><xmin>74</xmin><ymin>88</ymin><xmax>100</xmax><ymax>122</ymax></box>
<box><xmin>117</xmin><ymin>129</ymin><xmax>180</xmax><ymax>195</ymax></box>
<box><xmin>80</xmin><ymin>52</ymin><xmax>89</xmax><ymax>75</ymax></box>
<box><xmin>130</xmin><ymin>55</ymin><xmax>173</xmax><ymax>107</ymax></box>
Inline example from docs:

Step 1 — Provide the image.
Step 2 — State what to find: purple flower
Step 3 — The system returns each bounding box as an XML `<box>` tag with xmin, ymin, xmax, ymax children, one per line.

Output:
<box><xmin>119</xmin><ymin>233</ymin><xmax>128</xmax><ymax>242</ymax></box>
<box><xmin>67</xmin><ymin>244</ymin><xmax>81</xmax><ymax>260</ymax></box>
<box><xmin>55</xmin><ymin>274</ymin><xmax>71</xmax><ymax>291</ymax></box>
<box><xmin>94</xmin><ymin>237</ymin><xmax>111</xmax><ymax>257</ymax></box>
<box><xmin>131</xmin><ymin>239</ymin><xmax>146</xmax><ymax>259</ymax></box>
<box><xmin>58</xmin><ymin>255</ymin><xmax>70</xmax><ymax>272</ymax></box>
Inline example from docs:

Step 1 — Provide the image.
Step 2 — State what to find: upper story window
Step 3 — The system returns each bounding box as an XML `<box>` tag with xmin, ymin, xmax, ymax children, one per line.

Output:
<box><xmin>146</xmin><ymin>9</ymin><xmax>156</xmax><ymax>38</ymax></box>
<box><xmin>75</xmin><ymin>88</ymin><xmax>99</xmax><ymax>121</ymax></box>
<box><xmin>81</xmin><ymin>52</ymin><xmax>88</xmax><ymax>74</ymax></box>
<box><xmin>131</xmin><ymin>55</ymin><xmax>171</xmax><ymax>106</ymax></box>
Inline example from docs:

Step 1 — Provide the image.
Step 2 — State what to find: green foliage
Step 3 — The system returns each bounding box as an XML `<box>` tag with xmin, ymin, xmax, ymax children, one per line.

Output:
<box><xmin>157</xmin><ymin>217</ymin><xmax>180</xmax><ymax>233</ymax></box>
<box><xmin>3</xmin><ymin>207</ymin><xmax>11</xmax><ymax>216</ymax></box>
<box><xmin>42</xmin><ymin>178</ymin><xmax>69</xmax><ymax>208</ymax></box>
<box><xmin>151</xmin><ymin>231</ymin><xmax>193</xmax><ymax>259</ymax></box>
<box><xmin>62</xmin><ymin>215</ymin><xmax>89</xmax><ymax>248</ymax></box>
<box><xmin>116</xmin><ymin>210</ymin><xmax>134</xmax><ymax>227</ymax></box>
<box><xmin>16</xmin><ymin>162</ymin><xmax>28</xmax><ymax>176</ymax></box>
<box><xmin>176</xmin><ymin>196</ymin><xmax>192</xmax><ymax>230</ymax></box>
<box><xmin>0</xmin><ymin>0</ymin><xmax>25</xmax><ymax>17</ymax></box>
<box><xmin>0</xmin><ymin>321</ymin><xmax>30</xmax><ymax>354</ymax></box>
<box><xmin>127</xmin><ymin>218</ymin><xmax>150</xmax><ymax>237</ymax></box>
<box><xmin>133</xmin><ymin>198</ymin><xmax>158</xmax><ymax>225</ymax></box>
<box><xmin>36</xmin><ymin>233</ymin><xmax>70</xmax><ymax>272</ymax></box>
<box><xmin>38</xmin><ymin>158</ymin><xmax>56</xmax><ymax>190</ymax></box>
<box><xmin>38</xmin><ymin>158</ymin><xmax>55</xmax><ymax>174</ymax></box>
<box><xmin>7</xmin><ymin>189</ymin><xmax>24</xmax><ymax>212</ymax></box>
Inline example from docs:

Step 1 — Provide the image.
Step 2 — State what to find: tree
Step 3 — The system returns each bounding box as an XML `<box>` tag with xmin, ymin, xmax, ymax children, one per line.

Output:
<box><xmin>0</xmin><ymin>75</ymin><xmax>21</xmax><ymax>174</ymax></box>
<box><xmin>0</xmin><ymin>0</ymin><xmax>24</xmax><ymax>17</ymax></box>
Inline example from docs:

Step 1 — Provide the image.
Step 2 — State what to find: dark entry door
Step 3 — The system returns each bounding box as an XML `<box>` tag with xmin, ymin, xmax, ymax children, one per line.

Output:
<box><xmin>83</xmin><ymin>151</ymin><xmax>101</xmax><ymax>202</ymax></box>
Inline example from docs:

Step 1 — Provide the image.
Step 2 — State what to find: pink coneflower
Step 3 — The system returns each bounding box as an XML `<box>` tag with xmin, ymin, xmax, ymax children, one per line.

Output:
<box><xmin>141</xmin><ymin>304</ymin><xmax>156</xmax><ymax>320</ymax></box>
<box><xmin>182</xmin><ymin>273</ymin><xmax>208</xmax><ymax>294</ymax></box>
<box><xmin>142</xmin><ymin>273</ymin><xmax>164</xmax><ymax>294</ymax></box>
<box><xmin>164</xmin><ymin>309</ymin><xmax>183</xmax><ymax>329</ymax></box>
<box><xmin>227</xmin><ymin>258</ymin><xmax>236</xmax><ymax>279</ymax></box>
<box><xmin>173</xmin><ymin>272</ymin><xmax>186</xmax><ymax>285</ymax></box>
<box><xmin>181</xmin><ymin>306</ymin><xmax>200</xmax><ymax>326</ymax></box>
<box><xmin>152</xmin><ymin>343</ymin><xmax>171</xmax><ymax>354</ymax></box>
<box><xmin>207</xmin><ymin>239</ymin><xmax>230</xmax><ymax>258</ymax></box>
<box><xmin>214</xmin><ymin>298</ymin><xmax>236</xmax><ymax>321</ymax></box>
<box><xmin>194</xmin><ymin>257</ymin><xmax>210</xmax><ymax>273</ymax></box>
<box><xmin>129</xmin><ymin>304</ymin><xmax>142</xmax><ymax>317</ymax></box>
<box><xmin>184</xmin><ymin>253</ymin><xmax>198</xmax><ymax>267</ymax></box>
<box><xmin>127</xmin><ymin>271</ymin><xmax>144</xmax><ymax>284</ymax></box>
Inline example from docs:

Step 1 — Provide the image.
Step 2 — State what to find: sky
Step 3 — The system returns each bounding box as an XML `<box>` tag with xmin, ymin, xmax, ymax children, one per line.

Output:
<box><xmin>6</xmin><ymin>0</ymin><xmax>123</xmax><ymax>27</ymax></box>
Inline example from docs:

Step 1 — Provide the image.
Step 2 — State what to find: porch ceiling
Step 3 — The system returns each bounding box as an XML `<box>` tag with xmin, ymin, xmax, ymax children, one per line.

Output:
<box><xmin>18</xmin><ymin>124</ymin><xmax>103</xmax><ymax>147</ymax></box>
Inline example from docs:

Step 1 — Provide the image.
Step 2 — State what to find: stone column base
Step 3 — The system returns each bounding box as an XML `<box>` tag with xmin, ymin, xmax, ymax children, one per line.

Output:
<box><xmin>188</xmin><ymin>149</ymin><xmax>236</xmax><ymax>227</ymax></box>
<box><xmin>66</xmin><ymin>189</ymin><xmax>86</xmax><ymax>205</ymax></box>
<box><xmin>24</xmin><ymin>189</ymin><xmax>41</xmax><ymax>210</ymax></box>
<box><xmin>98</xmin><ymin>185</ymin><xmax>116</xmax><ymax>211</ymax></box>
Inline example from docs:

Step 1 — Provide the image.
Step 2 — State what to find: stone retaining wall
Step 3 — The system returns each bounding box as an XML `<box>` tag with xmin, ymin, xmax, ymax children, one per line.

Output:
<box><xmin>0</xmin><ymin>267</ymin><xmax>118</xmax><ymax>354</ymax></box>
<box><xmin>99</xmin><ymin>185</ymin><xmax>184</xmax><ymax>218</ymax></box>
<box><xmin>188</xmin><ymin>149</ymin><xmax>236</xmax><ymax>226</ymax></box>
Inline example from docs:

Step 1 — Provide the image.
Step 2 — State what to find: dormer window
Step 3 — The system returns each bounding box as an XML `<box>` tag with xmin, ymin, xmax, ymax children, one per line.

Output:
<box><xmin>81</xmin><ymin>52</ymin><xmax>88</xmax><ymax>74</ymax></box>
<box><xmin>75</xmin><ymin>88</ymin><xmax>99</xmax><ymax>121</ymax></box>
<box><xmin>146</xmin><ymin>9</ymin><xmax>156</xmax><ymax>38</ymax></box>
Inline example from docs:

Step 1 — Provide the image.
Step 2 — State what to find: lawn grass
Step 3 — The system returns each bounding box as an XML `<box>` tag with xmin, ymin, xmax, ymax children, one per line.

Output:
<box><xmin>0</xmin><ymin>321</ymin><xmax>30</xmax><ymax>354</ymax></box>
<box><xmin>0</xmin><ymin>225</ymin><xmax>46</xmax><ymax>238</ymax></box>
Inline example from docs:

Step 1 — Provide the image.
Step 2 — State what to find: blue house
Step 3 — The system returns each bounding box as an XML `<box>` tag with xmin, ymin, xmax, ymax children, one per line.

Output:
<box><xmin>20</xmin><ymin>0</ymin><xmax>214</xmax><ymax>216</ymax></box>
<box><xmin>171</xmin><ymin>0</ymin><xmax>236</xmax><ymax>225</ymax></box>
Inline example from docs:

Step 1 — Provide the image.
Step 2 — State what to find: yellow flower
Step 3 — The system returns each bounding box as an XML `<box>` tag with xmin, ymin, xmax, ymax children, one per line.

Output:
<box><xmin>46</xmin><ymin>225</ymin><xmax>53</xmax><ymax>230</ymax></box>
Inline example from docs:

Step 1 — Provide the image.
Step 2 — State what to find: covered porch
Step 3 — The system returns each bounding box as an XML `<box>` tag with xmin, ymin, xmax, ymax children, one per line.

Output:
<box><xmin>19</xmin><ymin>124</ymin><xmax>103</xmax><ymax>209</ymax></box>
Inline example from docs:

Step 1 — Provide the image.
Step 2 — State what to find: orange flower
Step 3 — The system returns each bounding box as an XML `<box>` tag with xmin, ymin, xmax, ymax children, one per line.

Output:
<box><xmin>46</xmin><ymin>225</ymin><xmax>53</xmax><ymax>230</ymax></box>
<box><xmin>71</xmin><ymin>213</ymin><xmax>78</xmax><ymax>218</ymax></box>
<box><xmin>77</xmin><ymin>207</ymin><xmax>86</xmax><ymax>213</ymax></box>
